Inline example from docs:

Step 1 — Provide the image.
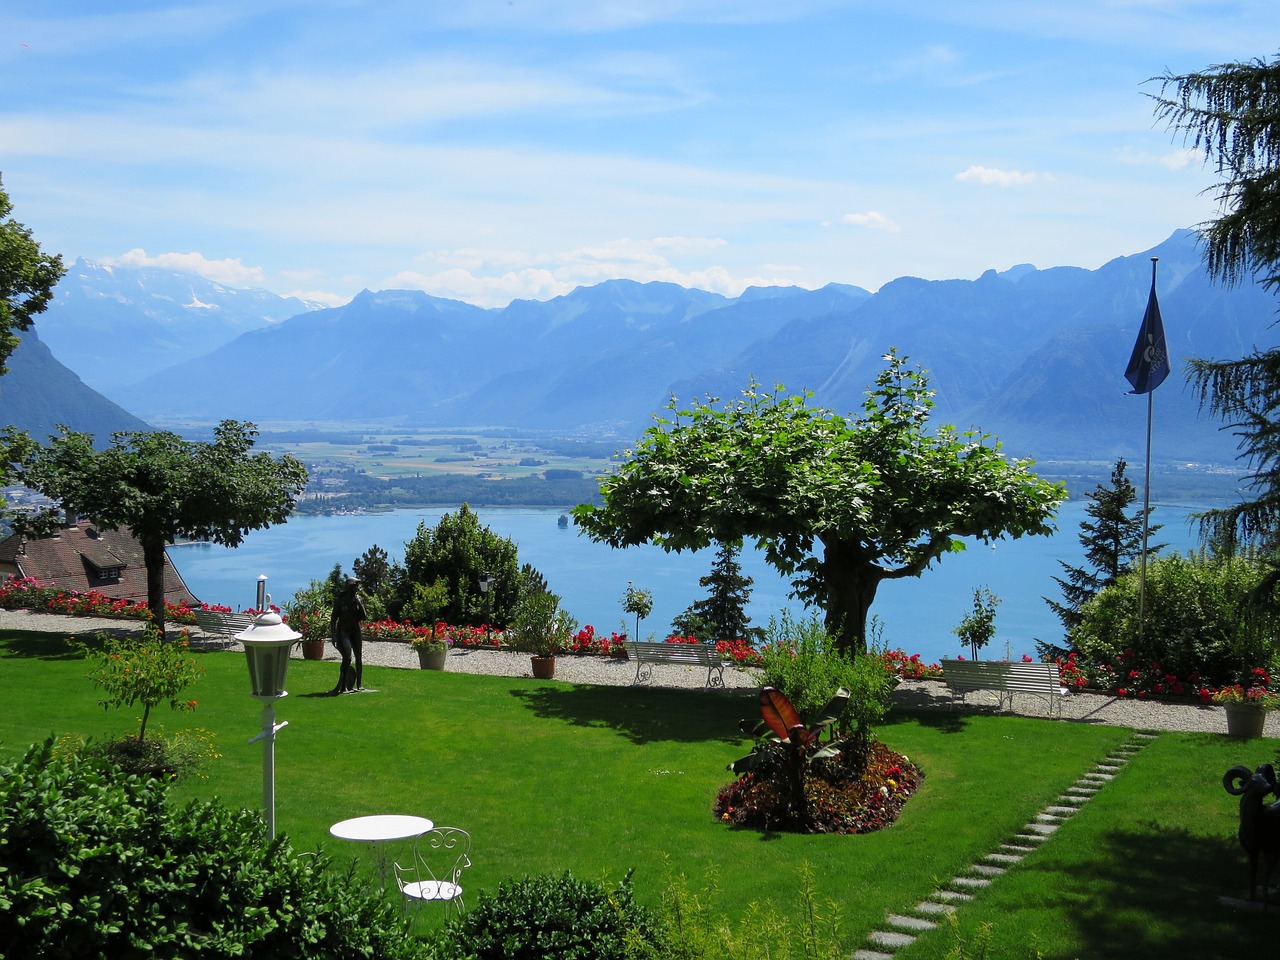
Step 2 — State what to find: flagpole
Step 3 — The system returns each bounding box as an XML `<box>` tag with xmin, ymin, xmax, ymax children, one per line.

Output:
<box><xmin>1137</xmin><ymin>257</ymin><xmax>1158</xmax><ymax>640</ymax></box>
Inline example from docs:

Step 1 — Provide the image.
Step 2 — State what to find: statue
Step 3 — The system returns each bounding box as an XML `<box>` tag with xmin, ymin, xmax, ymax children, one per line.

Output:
<box><xmin>1223</xmin><ymin>763</ymin><xmax>1280</xmax><ymax>909</ymax></box>
<box><xmin>330</xmin><ymin>576</ymin><xmax>366</xmax><ymax>694</ymax></box>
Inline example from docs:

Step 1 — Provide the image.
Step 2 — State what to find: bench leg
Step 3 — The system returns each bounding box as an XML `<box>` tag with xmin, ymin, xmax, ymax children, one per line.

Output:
<box><xmin>633</xmin><ymin>660</ymin><xmax>653</xmax><ymax>685</ymax></box>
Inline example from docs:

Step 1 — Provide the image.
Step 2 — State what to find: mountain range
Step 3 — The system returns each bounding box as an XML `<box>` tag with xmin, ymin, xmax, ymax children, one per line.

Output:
<box><xmin>7</xmin><ymin>229</ymin><xmax>1279</xmax><ymax>467</ymax></box>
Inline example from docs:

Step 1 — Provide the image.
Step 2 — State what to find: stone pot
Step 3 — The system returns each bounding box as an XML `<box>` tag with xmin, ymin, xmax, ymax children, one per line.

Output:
<box><xmin>417</xmin><ymin>646</ymin><xmax>448</xmax><ymax>670</ymax></box>
<box><xmin>301</xmin><ymin>639</ymin><xmax>327</xmax><ymax>661</ymax></box>
<box><xmin>1224</xmin><ymin>703</ymin><xmax>1267</xmax><ymax>739</ymax></box>
<box><xmin>530</xmin><ymin>655</ymin><xmax>556</xmax><ymax>679</ymax></box>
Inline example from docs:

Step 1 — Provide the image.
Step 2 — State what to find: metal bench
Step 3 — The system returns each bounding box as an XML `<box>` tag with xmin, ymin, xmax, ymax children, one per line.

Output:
<box><xmin>191</xmin><ymin>608</ymin><xmax>258</xmax><ymax>645</ymax></box>
<box><xmin>941</xmin><ymin>659</ymin><xmax>1070</xmax><ymax>717</ymax></box>
<box><xmin>624</xmin><ymin>640</ymin><xmax>725</xmax><ymax>689</ymax></box>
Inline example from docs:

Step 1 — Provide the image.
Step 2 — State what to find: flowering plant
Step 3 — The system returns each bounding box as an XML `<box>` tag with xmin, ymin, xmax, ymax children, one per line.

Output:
<box><xmin>1211</xmin><ymin>681</ymin><xmax>1280</xmax><ymax>709</ymax></box>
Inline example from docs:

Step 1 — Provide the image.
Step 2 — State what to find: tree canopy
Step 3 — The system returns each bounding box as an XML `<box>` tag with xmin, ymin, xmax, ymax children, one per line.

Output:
<box><xmin>0</xmin><ymin>174</ymin><xmax>64</xmax><ymax>377</ymax></box>
<box><xmin>6</xmin><ymin>421</ymin><xmax>309</xmax><ymax>635</ymax></box>
<box><xmin>392</xmin><ymin>504</ymin><xmax>522</xmax><ymax>627</ymax></box>
<box><xmin>1152</xmin><ymin>54</ymin><xmax>1280</xmax><ymax>578</ymax></box>
<box><xmin>573</xmin><ymin>350</ymin><xmax>1066</xmax><ymax>654</ymax></box>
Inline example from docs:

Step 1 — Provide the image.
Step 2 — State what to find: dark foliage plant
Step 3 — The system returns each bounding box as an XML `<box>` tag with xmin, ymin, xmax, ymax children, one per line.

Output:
<box><xmin>0</xmin><ymin>738</ymin><xmax>426</xmax><ymax>960</ymax></box>
<box><xmin>435</xmin><ymin>869</ymin><xmax>661</xmax><ymax>960</ymax></box>
<box><xmin>718</xmin><ymin>687</ymin><xmax>921</xmax><ymax>834</ymax></box>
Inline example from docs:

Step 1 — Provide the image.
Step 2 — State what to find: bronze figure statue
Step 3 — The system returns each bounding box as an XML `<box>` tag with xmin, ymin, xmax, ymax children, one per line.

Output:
<box><xmin>330</xmin><ymin>575</ymin><xmax>367</xmax><ymax>694</ymax></box>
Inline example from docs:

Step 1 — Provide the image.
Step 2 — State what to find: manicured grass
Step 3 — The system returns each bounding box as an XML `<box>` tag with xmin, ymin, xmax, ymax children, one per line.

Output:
<box><xmin>2</xmin><ymin>626</ymin><xmax>1275</xmax><ymax>958</ymax></box>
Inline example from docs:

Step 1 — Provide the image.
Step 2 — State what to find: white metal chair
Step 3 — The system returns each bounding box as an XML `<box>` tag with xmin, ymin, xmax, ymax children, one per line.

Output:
<box><xmin>392</xmin><ymin>826</ymin><xmax>472</xmax><ymax>921</ymax></box>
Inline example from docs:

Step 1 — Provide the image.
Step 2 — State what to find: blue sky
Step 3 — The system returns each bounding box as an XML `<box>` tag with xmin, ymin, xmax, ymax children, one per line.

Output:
<box><xmin>2</xmin><ymin>2</ymin><xmax>1275</xmax><ymax>308</ymax></box>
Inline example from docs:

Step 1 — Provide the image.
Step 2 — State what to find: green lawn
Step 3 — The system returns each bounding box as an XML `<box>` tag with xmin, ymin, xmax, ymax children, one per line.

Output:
<box><xmin>2</xmin><ymin>626</ymin><xmax>1276</xmax><ymax>958</ymax></box>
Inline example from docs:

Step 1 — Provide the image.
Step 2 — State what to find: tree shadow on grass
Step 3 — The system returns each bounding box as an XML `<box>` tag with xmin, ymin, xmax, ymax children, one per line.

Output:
<box><xmin>0</xmin><ymin>629</ymin><xmax>89</xmax><ymax>661</ymax></box>
<box><xmin>882</xmin><ymin>707</ymin><xmax>974</xmax><ymax>734</ymax></box>
<box><xmin>1031</xmin><ymin>824</ymin><xmax>1275</xmax><ymax>958</ymax></box>
<box><xmin>508</xmin><ymin>682</ymin><xmax>754</xmax><ymax>746</ymax></box>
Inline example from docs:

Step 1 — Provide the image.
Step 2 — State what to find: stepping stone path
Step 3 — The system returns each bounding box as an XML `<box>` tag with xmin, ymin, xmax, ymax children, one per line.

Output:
<box><xmin>851</xmin><ymin>731</ymin><xmax>1158</xmax><ymax>959</ymax></box>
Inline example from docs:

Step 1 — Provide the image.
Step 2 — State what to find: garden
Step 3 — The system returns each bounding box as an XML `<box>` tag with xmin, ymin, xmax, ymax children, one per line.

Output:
<box><xmin>1</xmin><ymin>620</ymin><xmax>1278</xmax><ymax>959</ymax></box>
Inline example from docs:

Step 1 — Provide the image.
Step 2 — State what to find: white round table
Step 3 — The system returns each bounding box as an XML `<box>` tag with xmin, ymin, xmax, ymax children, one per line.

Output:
<box><xmin>330</xmin><ymin>814</ymin><xmax>434</xmax><ymax>888</ymax></box>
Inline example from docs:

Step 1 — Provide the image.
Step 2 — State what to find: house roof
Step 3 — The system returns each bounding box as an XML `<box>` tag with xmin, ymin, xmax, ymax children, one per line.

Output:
<box><xmin>0</xmin><ymin>519</ymin><xmax>199</xmax><ymax>608</ymax></box>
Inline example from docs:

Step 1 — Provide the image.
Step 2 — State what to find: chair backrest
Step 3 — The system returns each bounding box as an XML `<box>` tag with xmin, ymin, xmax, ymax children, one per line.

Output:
<box><xmin>394</xmin><ymin>826</ymin><xmax>472</xmax><ymax>899</ymax></box>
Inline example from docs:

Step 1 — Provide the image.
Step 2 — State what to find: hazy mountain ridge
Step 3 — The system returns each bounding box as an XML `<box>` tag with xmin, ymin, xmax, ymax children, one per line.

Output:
<box><xmin>36</xmin><ymin>258</ymin><xmax>323</xmax><ymax>390</ymax></box>
<box><xmin>0</xmin><ymin>329</ymin><xmax>150</xmax><ymax>440</ymax></box>
<box><xmin>23</xmin><ymin>230</ymin><xmax>1280</xmax><ymax>465</ymax></box>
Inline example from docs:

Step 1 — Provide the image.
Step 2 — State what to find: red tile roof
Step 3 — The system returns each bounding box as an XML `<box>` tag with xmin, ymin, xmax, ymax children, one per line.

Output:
<box><xmin>0</xmin><ymin>520</ymin><xmax>199</xmax><ymax>607</ymax></box>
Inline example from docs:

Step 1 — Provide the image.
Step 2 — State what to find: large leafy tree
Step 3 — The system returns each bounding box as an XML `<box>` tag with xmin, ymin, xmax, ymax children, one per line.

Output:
<box><xmin>6</xmin><ymin>421</ymin><xmax>309</xmax><ymax>635</ymax></box>
<box><xmin>574</xmin><ymin>350</ymin><xmax>1066</xmax><ymax>655</ymax></box>
<box><xmin>0</xmin><ymin>174</ymin><xmax>64</xmax><ymax>376</ymax></box>
<box><xmin>1152</xmin><ymin>54</ymin><xmax>1280</xmax><ymax>596</ymax></box>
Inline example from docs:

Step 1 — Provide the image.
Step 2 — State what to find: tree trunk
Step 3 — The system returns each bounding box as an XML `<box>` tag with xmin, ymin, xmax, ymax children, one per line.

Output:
<box><xmin>141</xmin><ymin>536</ymin><xmax>169</xmax><ymax>637</ymax></box>
<box><xmin>821</xmin><ymin>539</ymin><xmax>884</xmax><ymax>656</ymax></box>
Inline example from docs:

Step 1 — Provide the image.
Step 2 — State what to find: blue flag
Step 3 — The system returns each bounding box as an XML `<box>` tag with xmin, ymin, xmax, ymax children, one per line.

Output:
<box><xmin>1124</xmin><ymin>276</ymin><xmax>1169</xmax><ymax>394</ymax></box>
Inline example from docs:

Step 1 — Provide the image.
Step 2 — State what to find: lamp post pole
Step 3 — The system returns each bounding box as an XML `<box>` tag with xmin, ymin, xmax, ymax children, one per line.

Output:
<box><xmin>237</xmin><ymin>585</ymin><xmax>300</xmax><ymax>840</ymax></box>
<box><xmin>480</xmin><ymin>573</ymin><xmax>495</xmax><ymax>644</ymax></box>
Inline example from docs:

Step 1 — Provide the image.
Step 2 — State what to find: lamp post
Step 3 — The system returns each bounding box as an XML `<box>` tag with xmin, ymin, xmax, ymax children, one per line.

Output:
<box><xmin>236</xmin><ymin>592</ymin><xmax>299</xmax><ymax>840</ymax></box>
<box><xmin>479</xmin><ymin>572</ymin><xmax>495</xmax><ymax>644</ymax></box>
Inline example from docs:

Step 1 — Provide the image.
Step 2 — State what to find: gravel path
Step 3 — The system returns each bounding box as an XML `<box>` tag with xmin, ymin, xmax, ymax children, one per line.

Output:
<box><xmin>3</xmin><ymin>609</ymin><xmax>1267</xmax><ymax>735</ymax></box>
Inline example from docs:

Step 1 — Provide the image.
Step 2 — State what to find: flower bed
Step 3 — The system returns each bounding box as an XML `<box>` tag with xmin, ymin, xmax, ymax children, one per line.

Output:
<box><xmin>0</xmin><ymin>575</ymin><xmax>202</xmax><ymax>624</ymax></box>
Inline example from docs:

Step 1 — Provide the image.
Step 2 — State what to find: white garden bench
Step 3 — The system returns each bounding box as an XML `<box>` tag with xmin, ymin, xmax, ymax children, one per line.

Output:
<box><xmin>941</xmin><ymin>659</ymin><xmax>1070</xmax><ymax>717</ymax></box>
<box><xmin>625</xmin><ymin>640</ymin><xmax>725</xmax><ymax>689</ymax></box>
<box><xmin>191</xmin><ymin>608</ymin><xmax>258</xmax><ymax>644</ymax></box>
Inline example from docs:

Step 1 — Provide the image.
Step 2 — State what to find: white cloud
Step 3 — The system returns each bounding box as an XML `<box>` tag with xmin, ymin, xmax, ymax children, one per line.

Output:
<box><xmin>955</xmin><ymin>165</ymin><xmax>1042</xmax><ymax>187</ymax></box>
<box><xmin>386</xmin><ymin>237</ymin><xmax>804</xmax><ymax>306</ymax></box>
<box><xmin>1115</xmin><ymin>146</ymin><xmax>1201</xmax><ymax>171</ymax></box>
<box><xmin>101</xmin><ymin>248</ymin><xmax>266</xmax><ymax>287</ymax></box>
<box><xmin>838</xmin><ymin>211</ymin><xmax>900</xmax><ymax>232</ymax></box>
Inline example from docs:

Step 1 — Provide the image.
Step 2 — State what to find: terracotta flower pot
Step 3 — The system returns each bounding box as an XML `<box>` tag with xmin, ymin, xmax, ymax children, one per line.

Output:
<box><xmin>530</xmin><ymin>655</ymin><xmax>556</xmax><ymax>679</ymax></box>
<box><xmin>301</xmin><ymin>639</ymin><xmax>327</xmax><ymax>661</ymax></box>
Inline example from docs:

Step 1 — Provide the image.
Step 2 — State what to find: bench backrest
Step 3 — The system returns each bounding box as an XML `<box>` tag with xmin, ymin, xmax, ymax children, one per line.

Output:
<box><xmin>192</xmin><ymin>609</ymin><xmax>258</xmax><ymax>635</ymax></box>
<box><xmin>941</xmin><ymin>659</ymin><xmax>1061</xmax><ymax>694</ymax></box>
<box><xmin>625</xmin><ymin>640</ymin><xmax>716</xmax><ymax>664</ymax></box>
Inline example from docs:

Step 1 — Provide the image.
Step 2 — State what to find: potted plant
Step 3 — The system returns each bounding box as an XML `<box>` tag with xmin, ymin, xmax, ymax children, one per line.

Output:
<box><xmin>411</xmin><ymin>624</ymin><xmax>451</xmax><ymax>671</ymax></box>
<box><xmin>508</xmin><ymin>590</ymin><xmax>577</xmax><ymax>679</ymax></box>
<box><xmin>1212</xmin><ymin>680</ymin><xmax>1280</xmax><ymax>739</ymax></box>
<box><xmin>286</xmin><ymin>605</ymin><xmax>331</xmax><ymax>660</ymax></box>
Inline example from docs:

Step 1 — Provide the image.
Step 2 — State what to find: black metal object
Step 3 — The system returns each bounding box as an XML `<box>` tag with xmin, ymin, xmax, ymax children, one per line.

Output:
<box><xmin>1223</xmin><ymin>763</ymin><xmax>1280</xmax><ymax>909</ymax></box>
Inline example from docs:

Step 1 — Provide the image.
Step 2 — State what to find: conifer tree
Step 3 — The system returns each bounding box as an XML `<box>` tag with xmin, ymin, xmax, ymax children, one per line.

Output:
<box><xmin>672</xmin><ymin>540</ymin><xmax>754</xmax><ymax>642</ymax></box>
<box><xmin>1152</xmin><ymin>55</ymin><xmax>1280</xmax><ymax>557</ymax></box>
<box><xmin>1044</xmin><ymin>459</ymin><xmax>1162</xmax><ymax>640</ymax></box>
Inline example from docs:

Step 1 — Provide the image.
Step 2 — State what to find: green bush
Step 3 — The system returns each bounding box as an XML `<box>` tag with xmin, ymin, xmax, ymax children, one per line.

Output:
<box><xmin>755</xmin><ymin>612</ymin><xmax>894</xmax><ymax>735</ymax></box>
<box><xmin>1073</xmin><ymin>551</ymin><xmax>1280</xmax><ymax>688</ymax></box>
<box><xmin>0</xmin><ymin>738</ymin><xmax>427</xmax><ymax>960</ymax></box>
<box><xmin>436</xmin><ymin>870</ymin><xmax>660</xmax><ymax>960</ymax></box>
<box><xmin>756</xmin><ymin>611</ymin><xmax>850</xmax><ymax>717</ymax></box>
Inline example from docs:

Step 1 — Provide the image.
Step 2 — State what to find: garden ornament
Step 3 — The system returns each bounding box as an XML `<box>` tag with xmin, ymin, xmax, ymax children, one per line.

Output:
<box><xmin>1223</xmin><ymin>763</ymin><xmax>1280</xmax><ymax>909</ymax></box>
<box><xmin>329</xmin><ymin>576</ymin><xmax>366</xmax><ymax>694</ymax></box>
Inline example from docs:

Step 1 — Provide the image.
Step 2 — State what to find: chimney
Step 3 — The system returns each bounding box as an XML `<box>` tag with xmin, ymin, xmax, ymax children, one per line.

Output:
<box><xmin>63</xmin><ymin>508</ymin><xmax>77</xmax><ymax>529</ymax></box>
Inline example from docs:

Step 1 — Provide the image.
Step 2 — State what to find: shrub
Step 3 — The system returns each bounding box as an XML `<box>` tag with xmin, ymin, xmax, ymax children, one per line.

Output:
<box><xmin>1073</xmin><ymin>551</ymin><xmax>1280</xmax><ymax>691</ymax></box>
<box><xmin>756</xmin><ymin>611</ymin><xmax>853</xmax><ymax>718</ymax></box>
<box><xmin>436</xmin><ymin>869</ymin><xmax>660</xmax><ymax>960</ymax></box>
<box><xmin>0</xmin><ymin>738</ymin><xmax>427</xmax><ymax>959</ymax></box>
<box><xmin>80</xmin><ymin>629</ymin><xmax>204</xmax><ymax>741</ymax></box>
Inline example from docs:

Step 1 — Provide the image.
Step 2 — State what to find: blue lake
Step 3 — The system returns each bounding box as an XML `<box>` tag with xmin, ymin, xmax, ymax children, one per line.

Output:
<box><xmin>170</xmin><ymin>500</ymin><xmax>1208</xmax><ymax>665</ymax></box>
